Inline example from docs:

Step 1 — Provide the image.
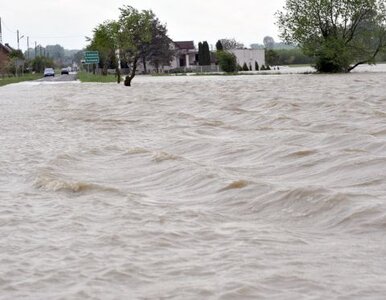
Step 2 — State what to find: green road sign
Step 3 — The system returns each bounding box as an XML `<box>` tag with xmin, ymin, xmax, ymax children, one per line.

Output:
<box><xmin>84</xmin><ymin>51</ymin><xmax>100</xmax><ymax>64</ymax></box>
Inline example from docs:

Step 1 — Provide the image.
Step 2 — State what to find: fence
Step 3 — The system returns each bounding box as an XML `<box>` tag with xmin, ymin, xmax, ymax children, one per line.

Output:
<box><xmin>166</xmin><ymin>65</ymin><xmax>221</xmax><ymax>74</ymax></box>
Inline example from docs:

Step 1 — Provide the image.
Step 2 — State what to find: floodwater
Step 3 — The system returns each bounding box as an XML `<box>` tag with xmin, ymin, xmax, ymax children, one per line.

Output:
<box><xmin>1</xmin><ymin>70</ymin><xmax>386</xmax><ymax>299</ymax></box>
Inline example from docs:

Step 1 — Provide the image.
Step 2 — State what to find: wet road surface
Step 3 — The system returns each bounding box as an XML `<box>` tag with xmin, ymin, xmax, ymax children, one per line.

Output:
<box><xmin>36</xmin><ymin>72</ymin><xmax>77</xmax><ymax>82</ymax></box>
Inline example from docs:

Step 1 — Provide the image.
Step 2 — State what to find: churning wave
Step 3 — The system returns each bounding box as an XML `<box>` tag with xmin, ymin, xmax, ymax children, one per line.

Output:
<box><xmin>1</xmin><ymin>72</ymin><xmax>386</xmax><ymax>299</ymax></box>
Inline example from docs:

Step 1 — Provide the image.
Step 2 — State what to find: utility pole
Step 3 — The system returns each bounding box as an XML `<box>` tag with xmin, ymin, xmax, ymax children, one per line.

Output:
<box><xmin>27</xmin><ymin>36</ymin><xmax>29</xmax><ymax>60</ymax></box>
<box><xmin>17</xmin><ymin>30</ymin><xmax>24</xmax><ymax>51</ymax></box>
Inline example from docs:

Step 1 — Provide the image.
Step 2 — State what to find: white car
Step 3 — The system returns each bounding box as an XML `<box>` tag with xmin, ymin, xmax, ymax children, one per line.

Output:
<box><xmin>43</xmin><ymin>68</ymin><xmax>55</xmax><ymax>77</ymax></box>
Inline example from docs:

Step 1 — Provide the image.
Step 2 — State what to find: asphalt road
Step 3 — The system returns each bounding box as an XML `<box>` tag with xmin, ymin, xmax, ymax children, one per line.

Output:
<box><xmin>37</xmin><ymin>72</ymin><xmax>77</xmax><ymax>82</ymax></box>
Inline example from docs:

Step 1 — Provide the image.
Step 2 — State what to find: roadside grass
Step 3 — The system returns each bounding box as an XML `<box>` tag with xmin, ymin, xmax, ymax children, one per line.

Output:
<box><xmin>0</xmin><ymin>74</ymin><xmax>42</xmax><ymax>87</ymax></box>
<box><xmin>77</xmin><ymin>72</ymin><xmax>117</xmax><ymax>83</ymax></box>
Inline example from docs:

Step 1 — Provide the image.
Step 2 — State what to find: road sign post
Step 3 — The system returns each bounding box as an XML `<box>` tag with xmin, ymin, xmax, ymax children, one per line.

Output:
<box><xmin>84</xmin><ymin>51</ymin><xmax>100</xmax><ymax>64</ymax></box>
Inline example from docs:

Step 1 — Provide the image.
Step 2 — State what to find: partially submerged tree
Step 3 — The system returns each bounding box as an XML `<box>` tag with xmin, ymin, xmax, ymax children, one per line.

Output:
<box><xmin>277</xmin><ymin>0</ymin><xmax>386</xmax><ymax>72</ymax></box>
<box><xmin>88</xmin><ymin>5</ymin><xmax>172</xmax><ymax>86</ymax></box>
<box><xmin>118</xmin><ymin>6</ymin><xmax>153</xmax><ymax>86</ymax></box>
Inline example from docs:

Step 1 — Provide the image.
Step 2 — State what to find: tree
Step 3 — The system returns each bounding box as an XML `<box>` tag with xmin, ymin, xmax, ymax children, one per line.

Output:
<box><xmin>118</xmin><ymin>6</ymin><xmax>154</xmax><ymax>86</ymax></box>
<box><xmin>142</xmin><ymin>17</ymin><xmax>174</xmax><ymax>73</ymax></box>
<box><xmin>87</xmin><ymin>21</ymin><xmax>119</xmax><ymax>75</ymax></box>
<box><xmin>277</xmin><ymin>0</ymin><xmax>386</xmax><ymax>72</ymax></box>
<box><xmin>46</xmin><ymin>45</ymin><xmax>65</xmax><ymax>65</ymax></box>
<box><xmin>263</xmin><ymin>36</ymin><xmax>275</xmax><ymax>49</ymax></box>
<box><xmin>219</xmin><ymin>38</ymin><xmax>244</xmax><ymax>50</ymax></box>
<box><xmin>88</xmin><ymin>5</ymin><xmax>172</xmax><ymax>85</ymax></box>
<box><xmin>31</xmin><ymin>56</ymin><xmax>55</xmax><ymax>73</ymax></box>
<box><xmin>216</xmin><ymin>40</ymin><xmax>223</xmax><ymax>51</ymax></box>
<box><xmin>202</xmin><ymin>41</ymin><xmax>211</xmax><ymax>65</ymax></box>
<box><xmin>266</xmin><ymin>49</ymin><xmax>280</xmax><ymax>65</ymax></box>
<box><xmin>242</xmin><ymin>62</ymin><xmax>249</xmax><ymax>71</ymax></box>
<box><xmin>255</xmin><ymin>61</ymin><xmax>259</xmax><ymax>71</ymax></box>
<box><xmin>216</xmin><ymin>51</ymin><xmax>237</xmax><ymax>73</ymax></box>
<box><xmin>198</xmin><ymin>42</ymin><xmax>204</xmax><ymax>65</ymax></box>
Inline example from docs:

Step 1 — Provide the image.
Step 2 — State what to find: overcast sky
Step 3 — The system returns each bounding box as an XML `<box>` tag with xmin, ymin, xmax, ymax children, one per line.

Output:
<box><xmin>0</xmin><ymin>0</ymin><xmax>285</xmax><ymax>51</ymax></box>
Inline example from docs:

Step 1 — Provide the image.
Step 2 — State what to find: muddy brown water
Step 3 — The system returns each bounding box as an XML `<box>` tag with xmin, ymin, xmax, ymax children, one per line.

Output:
<box><xmin>1</xmin><ymin>70</ymin><xmax>386</xmax><ymax>299</ymax></box>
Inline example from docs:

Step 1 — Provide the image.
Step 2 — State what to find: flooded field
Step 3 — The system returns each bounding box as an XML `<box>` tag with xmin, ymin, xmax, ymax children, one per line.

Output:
<box><xmin>1</xmin><ymin>71</ymin><xmax>386</xmax><ymax>299</ymax></box>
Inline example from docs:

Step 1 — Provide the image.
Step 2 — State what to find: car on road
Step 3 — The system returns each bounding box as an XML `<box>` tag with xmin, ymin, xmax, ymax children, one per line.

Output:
<box><xmin>43</xmin><ymin>68</ymin><xmax>55</xmax><ymax>77</ymax></box>
<box><xmin>61</xmin><ymin>68</ymin><xmax>69</xmax><ymax>75</ymax></box>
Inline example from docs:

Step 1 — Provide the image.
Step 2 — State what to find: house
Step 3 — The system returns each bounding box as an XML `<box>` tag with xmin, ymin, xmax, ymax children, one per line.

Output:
<box><xmin>0</xmin><ymin>43</ymin><xmax>13</xmax><ymax>74</ymax></box>
<box><xmin>134</xmin><ymin>40</ymin><xmax>266</xmax><ymax>73</ymax></box>
<box><xmin>170</xmin><ymin>41</ymin><xmax>197</xmax><ymax>68</ymax></box>
<box><xmin>229</xmin><ymin>49</ymin><xmax>266</xmax><ymax>71</ymax></box>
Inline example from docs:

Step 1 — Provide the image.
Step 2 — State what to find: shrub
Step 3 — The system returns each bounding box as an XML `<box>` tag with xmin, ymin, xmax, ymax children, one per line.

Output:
<box><xmin>255</xmin><ymin>61</ymin><xmax>259</xmax><ymax>71</ymax></box>
<box><xmin>216</xmin><ymin>51</ymin><xmax>237</xmax><ymax>73</ymax></box>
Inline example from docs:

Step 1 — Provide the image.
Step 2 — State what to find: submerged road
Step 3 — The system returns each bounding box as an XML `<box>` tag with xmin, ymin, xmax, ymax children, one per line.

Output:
<box><xmin>36</xmin><ymin>72</ymin><xmax>77</xmax><ymax>82</ymax></box>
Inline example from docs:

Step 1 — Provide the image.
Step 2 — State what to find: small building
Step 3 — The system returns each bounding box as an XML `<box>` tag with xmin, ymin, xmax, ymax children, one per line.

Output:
<box><xmin>170</xmin><ymin>41</ymin><xmax>197</xmax><ymax>68</ymax></box>
<box><xmin>229</xmin><ymin>49</ymin><xmax>265</xmax><ymax>71</ymax></box>
<box><xmin>0</xmin><ymin>43</ymin><xmax>14</xmax><ymax>74</ymax></box>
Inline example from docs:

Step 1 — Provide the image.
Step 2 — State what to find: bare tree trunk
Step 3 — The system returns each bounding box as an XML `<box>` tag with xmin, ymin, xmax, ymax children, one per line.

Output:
<box><xmin>116</xmin><ymin>66</ymin><xmax>121</xmax><ymax>84</ymax></box>
<box><xmin>142</xmin><ymin>56</ymin><xmax>147</xmax><ymax>74</ymax></box>
<box><xmin>124</xmin><ymin>57</ymin><xmax>138</xmax><ymax>87</ymax></box>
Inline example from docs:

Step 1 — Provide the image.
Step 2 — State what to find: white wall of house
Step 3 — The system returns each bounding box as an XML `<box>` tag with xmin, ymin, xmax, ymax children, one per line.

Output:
<box><xmin>230</xmin><ymin>49</ymin><xmax>265</xmax><ymax>70</ymax></box>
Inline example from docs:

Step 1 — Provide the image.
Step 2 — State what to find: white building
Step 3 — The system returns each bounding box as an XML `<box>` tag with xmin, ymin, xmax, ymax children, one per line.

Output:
<box><xmin>229</xmin><ymin>49</ymin><xmax>265</xmax><ymax>70</ymax></box>
<box><xmin>170</xmin><ymin>41</ymin><xmax>197</xmax><ymax>68</ymax></box>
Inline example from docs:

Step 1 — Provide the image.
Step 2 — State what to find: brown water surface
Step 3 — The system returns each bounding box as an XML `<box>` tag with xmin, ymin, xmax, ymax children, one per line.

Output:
<box><xmin>1</xmin><ymin>72</ymin><xmax>386</xmax><ymax>299</ymax></box>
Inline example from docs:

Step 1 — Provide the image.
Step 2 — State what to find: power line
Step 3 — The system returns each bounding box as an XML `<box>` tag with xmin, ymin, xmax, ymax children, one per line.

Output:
<box><xmin>29</xmin><ymin>35</ymin><xmax>85</xmax><ymax>39</ymax></box>
<box><xmin>1</xmin><ymin>17</ymin><xmax>85</xmax><ymax>40</ymax></box>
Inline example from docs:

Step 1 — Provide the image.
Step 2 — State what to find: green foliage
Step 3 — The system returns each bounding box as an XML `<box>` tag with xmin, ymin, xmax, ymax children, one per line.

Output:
<box><xmin>87</xmin><ymin>21</ymin><xmax>119</xmax><ymax>75</ymax></box>
<box><xmin>46</xmin><ymin>45</ymin><xmax>65</xmax><ymax>62</ymax></box>
<box><xmin>0</xmin><ymin>73</ymin><xmax>41</xmax><ymax>87</ymax></box>
<box><xmin>145</xmin><ymin>18</ymin><xmax>175</xmax><ymax>73</ymax></box>
<box><xmin>255</xmin><ymin>61</ymin><xmax>259</xmax><ymax>71</ymax></box>
<box><xmin>31</xmin><ymin>56</ymin><xmax>55</xmax><ymax>73</ymax></box>
<box><xmin>198</xmin><ymin>42</ymin><xmax>203</xmax><ymax>65</ymax></box>
<box><xmin>216</xmin><ymin>51</ymin><xmax>237</xmax><ymax>73</ymax></box>
<box><xmin>202</xmin><ymin>41</ymin><xmax>211</xmax><ymax>65</ymax></box>
<box><xmin>88</xmin><ymin>5</ymin><xmax>172</xmax><ymax>85</ymax></box>
<box><xmin>9</xmin><ymin>50</ymin><xmax>24</xmax><ymax>59</ymax></box>
<box><xmin>266</xmin><ymin>48</ymin><xmax>315</xmax><ymax>65</ymax></box>
<box><xmin>242</xmin><ymin>62</ymin><xmax>249</xmax><ymax>71</ymax></box>
<box><xmin>198</xmin><ymin>41</ymin><xmax>211</xmax><ymax>65</ymax></box>
<box><xmin>277</xmin><ymin>0</ymin><xmax>386</xmax><ymax>72</ymax></box>
<box><xmin>266</xmin><ymin>49</ymin><xmax>279</xmax><ymax>65</ymax></box>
